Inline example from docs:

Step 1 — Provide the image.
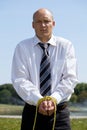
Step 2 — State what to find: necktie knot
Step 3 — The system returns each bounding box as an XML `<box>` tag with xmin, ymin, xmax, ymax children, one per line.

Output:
<box><xmin>38</xmin><ymin>43</ymin><xmax>49</xmax><ymax>56</ymax></box>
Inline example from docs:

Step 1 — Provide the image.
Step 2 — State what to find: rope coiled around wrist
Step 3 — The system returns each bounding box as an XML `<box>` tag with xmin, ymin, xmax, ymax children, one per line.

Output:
<box><xmin>32</xmin><ymin>96</ymin><xmax>57</xmax><ymax>130</ymax></box>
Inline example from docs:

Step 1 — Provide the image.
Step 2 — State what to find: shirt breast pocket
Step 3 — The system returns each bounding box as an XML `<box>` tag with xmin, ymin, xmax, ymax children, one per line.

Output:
<box><xmin>52</xmin><ymin>60</ymin><xmax>64</xmax><ymax>77</ymax></box>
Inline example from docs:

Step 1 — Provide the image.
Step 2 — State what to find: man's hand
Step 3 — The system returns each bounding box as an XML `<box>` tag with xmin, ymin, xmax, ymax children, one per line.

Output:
<box><xmin>38</xmin><ymin>100</ymin><xmax>48</xmax><ymax>115</ymax></box>
<box><xmin>38</xmin><ymin>100</ymin><xmax>55</xmax><ymax>116</ymax></box>
<box><xmin>47</xmin><ymin>100</ymin><xmax>55</xmax><ymax>116</ymax></box>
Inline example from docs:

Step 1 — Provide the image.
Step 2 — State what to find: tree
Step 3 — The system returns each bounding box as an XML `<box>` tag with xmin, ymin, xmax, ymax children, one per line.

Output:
<box><xmin>77</xmin><ymin>91</ymin><xmax>87</xmax><ymax>102</ymax></box>
<box><xmin>74</xmin><ymin>83</ymin><xmax>87</xmax><ymax>95</ymax></box>
<box><xmin>71</xmin><ymin>83</ymin><xmax>87</xmax><ymax>103</ymax></box>
<box><xmin>0</xmin><ymin>89</ymin><xmax>12</xmax><ymax>103</ymax></box>
<box><xmin>70</xmin><ymin>94</ymin><xmax>77</xmax><ymax>103</ymax></box>
<box><xmin>0</xmin><ymin>83</ymin><xmax>24</xmax><ymax>105</ymax></box>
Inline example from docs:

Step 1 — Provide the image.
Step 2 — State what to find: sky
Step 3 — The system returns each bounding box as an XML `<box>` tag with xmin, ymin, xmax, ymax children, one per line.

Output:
<box><xmin>0</xmin><ymin>0</ymin><xmax>87</xmax><ymax>84</ymax></box>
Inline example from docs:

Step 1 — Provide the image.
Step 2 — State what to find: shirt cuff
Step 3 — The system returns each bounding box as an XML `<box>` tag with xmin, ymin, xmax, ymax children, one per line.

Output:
<box><xmin>51</xmin><ymin>92</ymin><xmax>62</xmax><ymax>104</ymax></box>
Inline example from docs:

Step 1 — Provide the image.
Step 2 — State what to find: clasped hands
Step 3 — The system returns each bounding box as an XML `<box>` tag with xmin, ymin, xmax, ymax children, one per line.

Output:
<box><xmin>38</xmin><ymin>100</ymin><xmax>55</xmax><ymax>116</ymax></box>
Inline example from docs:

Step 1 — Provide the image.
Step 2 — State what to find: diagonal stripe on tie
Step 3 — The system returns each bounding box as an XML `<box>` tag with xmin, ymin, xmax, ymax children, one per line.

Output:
<box><xmin>40</xmin><ymin>62</ymin><xmax>50</xmax><ymax>78</ymax></box>
<box><xmin>39</xmin><ymin>42</ymin><xmax>51</xmax><ymax>96</ymax></box>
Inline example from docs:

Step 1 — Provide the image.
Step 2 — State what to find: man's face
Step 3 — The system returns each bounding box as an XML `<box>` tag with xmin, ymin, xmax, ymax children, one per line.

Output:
<box><xmin>32</xmin><ymin>9</ymin><xmax>55</xmax><ymax>42</ymax></box>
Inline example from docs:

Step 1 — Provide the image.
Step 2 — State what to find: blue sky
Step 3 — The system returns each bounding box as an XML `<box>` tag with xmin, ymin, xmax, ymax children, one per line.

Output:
<box><xmin>0</xmin><ymin>0</ymin><xmax>87</xmax><ymax>84</ymax></box>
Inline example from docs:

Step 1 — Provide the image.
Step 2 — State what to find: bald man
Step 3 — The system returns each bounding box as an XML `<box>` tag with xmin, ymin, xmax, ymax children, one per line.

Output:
<box><xmin>11</xmin><ymin>8</ymin><xmax>78</xmax><ymax>130</ymax></box>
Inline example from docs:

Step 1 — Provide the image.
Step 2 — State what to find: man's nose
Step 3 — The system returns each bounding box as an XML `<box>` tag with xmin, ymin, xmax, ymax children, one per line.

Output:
<box><xmin>41</xmin><ymin>22</ymin><xmax>46</xmax><ymax>26</ymax></box>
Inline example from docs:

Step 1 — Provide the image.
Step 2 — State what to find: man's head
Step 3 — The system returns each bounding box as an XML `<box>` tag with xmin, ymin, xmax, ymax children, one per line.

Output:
<box><xmin>32</xmin><ymin>8</ymin><xmax>55</xmax><ymax>43</ymax></box>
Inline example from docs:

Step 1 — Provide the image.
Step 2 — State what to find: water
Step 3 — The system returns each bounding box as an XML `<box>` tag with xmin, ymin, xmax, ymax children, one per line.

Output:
<box><xmin>70</xmin><ymin>111</ymin><xmax>87</xmax><ymax>117</ymax></box>
<box><xmin>70</xmin><ymin>105</ymin><xmax>87</xmax><ymax>118</ymax></box>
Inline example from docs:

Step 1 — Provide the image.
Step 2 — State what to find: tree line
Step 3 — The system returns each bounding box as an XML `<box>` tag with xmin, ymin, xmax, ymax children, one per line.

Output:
<box><xmin>70</xmin><ymin>83</ymin><xmax>87</xmax><ymax>104</ymax></box>
<box><xmin>0</xmin><ymin>83</ymin><xmax>87</xmax><ymax>105</ymax></box>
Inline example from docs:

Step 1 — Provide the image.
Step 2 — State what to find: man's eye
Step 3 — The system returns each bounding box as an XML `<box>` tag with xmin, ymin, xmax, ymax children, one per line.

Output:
<box><xmin>35</xmin><ymin>20</ymin><xmax>51</xmax><ymax>24</ymax></box>
<box><xmin>44</xmin><ymin>21</ymin><xmax>51</xmax><ymax>23</ymax></box>
<box><xmin>34</xmin><ymin>21</ymin><xmax>41</xmax><ymax>24</ymax></box>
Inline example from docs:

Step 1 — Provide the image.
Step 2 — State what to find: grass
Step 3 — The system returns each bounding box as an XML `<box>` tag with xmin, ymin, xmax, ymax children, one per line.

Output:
<box><xmin>0</xmin><ymin>104</ymin><xmax>23</xmax><ymax>115</ymax></box>
<box><xmin>0</xmin><ymin>104</ymin><xmax>86</xmax><ymax>115</ymax></box>
<box><xmin>0</xmin><ymin>104</ymin><xmax>87</xmax><ymax>130</ymax></box>
<box><xmin>0</xmin><ymin>118</ymin><xmax>87</xmax><ymax>130</ymax></box>
<box><xmin>71</xmin><ymin>118</ymin><xmax>87</xmax><ymax>130</ymax></box>
<box><xmin>0</xmin><ymin>118</ymin><xmax>21</xmax><ymax>130</ymax></box>
<box><xmin>0</xmin><ymin>104</ymin><xmax>76</xmax><ymax>115</ymax></box>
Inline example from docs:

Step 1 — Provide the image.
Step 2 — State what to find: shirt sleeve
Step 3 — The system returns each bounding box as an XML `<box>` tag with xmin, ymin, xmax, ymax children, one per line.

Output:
<box><xmin>11</xmin><ymin>43</ymin><xmax>43</xmax><ymax>106</ymax></box>
<box><xmin>51</xmin><ymin>41</ymin><xmax>78</xmax><ymax>104</ymax></box>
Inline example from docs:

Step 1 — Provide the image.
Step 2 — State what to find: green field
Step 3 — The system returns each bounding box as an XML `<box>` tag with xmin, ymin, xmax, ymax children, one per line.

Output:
<box><xmin>0</xmin><ymin>118</ymin><xmax>87</xmax><ymax>130</ymax></box>
<box><xmin>71</xmin><ymin>118</ymin><xmax>87</xmax><ymax>130</ymax></box>
<box><xmin>0</xmin><ymin>104</ymin><xmax>23</xmax><ymax>115</ymax></box>
<box><xmin>0</xmin><ymin>104</ymin><xmax>87</xmax><ymax>130</ymax></box>
<box><xmin>0</xmin><ymin>104</ymin><xmax>82</xmax><ymax>115</ymax></box>
<box><xmin>0</xmin><ymin>118</ymin><xmax>21</xmax><ymax>130</ymax></box>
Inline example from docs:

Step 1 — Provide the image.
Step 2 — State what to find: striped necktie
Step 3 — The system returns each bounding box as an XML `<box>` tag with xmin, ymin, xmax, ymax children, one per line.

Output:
<box><xmin>39</xmin><ymin>43</ymin><xmax>51</xmax><ymax>96</ymax></box>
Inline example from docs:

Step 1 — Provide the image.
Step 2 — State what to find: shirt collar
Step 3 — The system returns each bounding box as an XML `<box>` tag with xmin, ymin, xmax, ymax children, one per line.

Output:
<box><xmin>32</xmin><ymin>34</ymin><xmax>57</xmax><ymax>47</ymax></box>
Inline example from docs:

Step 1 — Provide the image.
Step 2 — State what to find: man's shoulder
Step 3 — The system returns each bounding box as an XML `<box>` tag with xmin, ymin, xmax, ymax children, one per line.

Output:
<box><xmin>15</xmin><ymin>37</ymin><xmax>34</xmax><ymax>52</ymax></box>
<box><xmin>54</xmin><ymin>36</ymin><xmax>72</xmax><ymax>47</ymax></box>
<box><xmin>55</xmin><ymin>36</ymin><xmax>70</xmax><ymax>43</ymax></box>
<box><xmin>18</xmin><ymin>37</ymin><xmax>34</xmax><ymax>46</ymax></box>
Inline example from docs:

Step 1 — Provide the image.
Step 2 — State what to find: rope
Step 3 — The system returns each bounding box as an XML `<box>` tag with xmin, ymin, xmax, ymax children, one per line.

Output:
<box><xmin>32</xmin><ymin>96</ymin><xmax>57</xmax><ymax>130</ymax></box>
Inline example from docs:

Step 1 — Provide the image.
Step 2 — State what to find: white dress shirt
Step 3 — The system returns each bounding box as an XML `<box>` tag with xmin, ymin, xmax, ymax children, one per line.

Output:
<box><xmin>11</xmin><ymin>35</ymin><xmax>78</xmax><ymax>106</ymax></box>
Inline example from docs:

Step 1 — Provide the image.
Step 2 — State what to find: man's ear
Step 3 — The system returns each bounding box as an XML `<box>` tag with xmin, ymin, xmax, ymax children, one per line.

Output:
<box><xmin>53</xmin><ymin>21</ymin><xmax>55</xmax><ymax>27</ymax></box>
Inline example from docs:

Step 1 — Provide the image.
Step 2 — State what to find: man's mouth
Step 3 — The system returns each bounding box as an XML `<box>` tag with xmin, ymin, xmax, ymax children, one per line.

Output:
<box><xmin>40</xmin><ymin>29</ymin><xmax>47</xmax><ymax>32</ymax></box>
